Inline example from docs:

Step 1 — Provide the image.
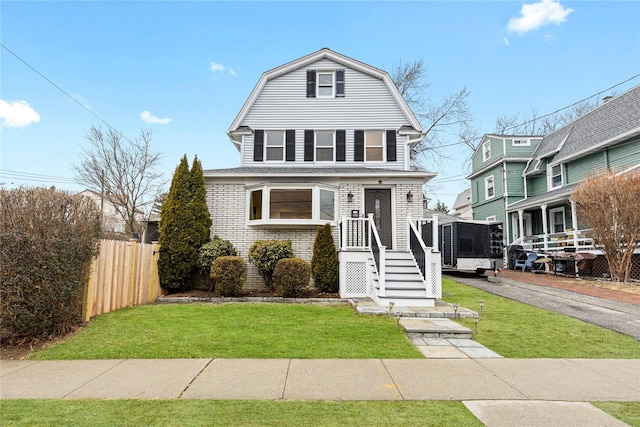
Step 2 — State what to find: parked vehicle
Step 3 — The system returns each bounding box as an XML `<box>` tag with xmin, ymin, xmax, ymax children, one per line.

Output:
<box><xmin>437</xmin><ymin>219</ymin><xmax>504</xmax><ymax>275</ymax></box>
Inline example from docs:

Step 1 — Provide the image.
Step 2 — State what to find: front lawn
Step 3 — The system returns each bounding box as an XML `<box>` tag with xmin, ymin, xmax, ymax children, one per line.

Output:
<box><xmin>442</xmin><ymin>277</ymin><xmax>640</xmax><ymax>358</ymax></box>
<box><xmin>31</xmin><ymin>303</ymin><xmax>422</xmax><ymax>359</ymax></box>
<box><xmin>0</xmin><ymin>400</ymin><xmax>482</xmax><ymax>427</ymax></box>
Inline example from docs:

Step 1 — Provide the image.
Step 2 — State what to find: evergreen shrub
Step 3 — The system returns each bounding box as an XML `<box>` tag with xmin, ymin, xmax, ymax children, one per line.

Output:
<box><xmin>197</xmin><ymin>237</ymin><xmax>237</xmax><ymax>291</ymax></box>
<box><xmin>210</xmin><ymin>256</ymin><xmax>246</xmax><ymax>297</ymax></box>
<box><xmin>0</xmin><ymin>187</ymin><xmax>101</xmax><ymax>344</ymax></box>
<box><xmin>248</xmin><ymin>240</ymin><xmax>293</xmax><ymax>290</ymax></box>
<box><xmin>311</xmin><ymin>223</ymin><xmax>339</xmax><ymax>293</ymax></box>
<box><xmin>273</xmin><ymin>258</ymin><xmax>311</xmax><ymax>298</ymax></box>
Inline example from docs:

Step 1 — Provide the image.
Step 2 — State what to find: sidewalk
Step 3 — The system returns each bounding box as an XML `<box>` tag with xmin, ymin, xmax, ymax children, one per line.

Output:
<box><xmin>2</xmin><ymin>358</ymin><xmax>638</xmax><ymax>425</ymax></box>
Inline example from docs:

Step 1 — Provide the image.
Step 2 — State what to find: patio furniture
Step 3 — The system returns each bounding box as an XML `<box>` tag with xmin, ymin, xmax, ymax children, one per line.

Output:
<box><xmin>514</xmin><ymin>252</ymin><xmax>538</xmax><ymax>272</ymax></box>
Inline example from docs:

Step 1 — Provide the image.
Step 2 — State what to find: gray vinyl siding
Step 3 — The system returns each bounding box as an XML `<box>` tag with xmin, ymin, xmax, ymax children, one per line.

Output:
<box><xmin>242</xmin><ymin>128</ymin><xmax>406</xmax><ymax>169</ymax></box>
<box><xmin>243</xmin><ymin>60</ymin><xmax>407</xmax><ymax>129</ymax></box>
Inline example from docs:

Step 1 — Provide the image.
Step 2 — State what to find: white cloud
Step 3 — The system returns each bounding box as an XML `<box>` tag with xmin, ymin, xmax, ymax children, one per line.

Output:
<box><xmin>0</xmin><ymin>99</ymin><xmax>41</xmax><ymax>127</ymax></box>
<box><xmin>210</xmin><ymin>61</ymin><xmax>237</xmax><ymax>78</ymax></box>
<box><xmin>503</xmin><ymin>37</ymin><xmax>510</xmax><ymax>46</ymax></box>
<box><xmin>140</xmin><ymin>110</ymin><xmax>172</xmax><ymax>124</ymax></box>
<box><xmin>508</xmin><ymin>0</ymin><xmax>573</xmax><ymax>34</ymax></box>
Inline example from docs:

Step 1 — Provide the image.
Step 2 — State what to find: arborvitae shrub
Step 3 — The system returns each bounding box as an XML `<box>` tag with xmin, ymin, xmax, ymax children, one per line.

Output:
<box><xmin>273</xmin><ymin>258</ymin><xmax>311</xmax><ymax>298</ymax></box>
<box><xmin>197</xmin><ymin>237</ymin><xmax>237</xmax><ymax>291</ymax></box>
<box><xmin>311</xmin><ymin>223</ymin><xmax>339</xmax><ymax>293</ymax></box>
<box><xmin>248</xmin><ymin>240</ymin><xmax>294</xmax><ymax>290</ymax></box>
<box><xmin>189</xmin><ymin>156</ymin><xmax>212</xmax><ymax>248</ymax></box>
<box><xmin>210</xmin><ymin>256</ymin><xmax>246</xmax><ymax>297</ymax></box>
<box><xmin>0</xmin><ymin>187</ymin><xmax>101</xmax><ymax>344</ymax></box>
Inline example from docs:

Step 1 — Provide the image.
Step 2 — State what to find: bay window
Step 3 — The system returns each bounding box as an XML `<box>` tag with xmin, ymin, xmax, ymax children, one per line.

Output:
<box><xmin>247</xmin><ymin>185</ymin><xmax>336</xmax><ymax>224</ymax></box>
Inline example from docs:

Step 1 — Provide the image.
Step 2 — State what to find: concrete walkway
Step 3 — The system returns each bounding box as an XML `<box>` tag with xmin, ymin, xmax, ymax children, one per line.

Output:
<box><xmin>2</xmin><ymin>358</ymin><xmax>638</xmax><ymax>426</ymax></box>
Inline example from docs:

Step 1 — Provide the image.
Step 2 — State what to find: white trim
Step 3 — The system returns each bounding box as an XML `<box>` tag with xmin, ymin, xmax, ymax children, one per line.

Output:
<box><xmin>316</xmin><ymin>70</ymin><xmax>335</xmax><ymax>98</ymax></box>
<box><xmin>512</xmin><ymin>138</ymin><xmax>531</xmax><ymax>147</ymax></box>
<box><xmin>484</xmin><ymin>175</ymin><xmax>495</xmax><ymax>200</ymax></box>
<box><xmin>486</xmin><ymin>215</ymin><xmax>496</xmax><ymax>221</ymax></box>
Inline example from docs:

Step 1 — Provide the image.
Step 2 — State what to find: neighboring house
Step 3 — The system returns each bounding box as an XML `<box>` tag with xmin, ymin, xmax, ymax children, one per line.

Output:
<box><xmin>78</xmin><ymin>189</ymin><xmax>144</xmax><ymax>235</ymax></box>
<box><xmin>468</xmin><ymin>134</ymin><xmax>543</xmax><ymax>243</ymax></box>
<box><xmin>204</xmin><ymin>48</ymin><xmax>441</xmax><ymax>306</ymax></box>
<box><xmin>451</xmin><ymin>189</ymin><xmax>472</xmax><ymax>219</ymax></box>
<box><xmin>507</xmin><ymin>85</ymin><xmax>640</xmax><ymax>254</ymax></box>
<box><xmin>468</xmin><ymin>85</ymin><xmax>640</xmax><ymax>279</ymax></box>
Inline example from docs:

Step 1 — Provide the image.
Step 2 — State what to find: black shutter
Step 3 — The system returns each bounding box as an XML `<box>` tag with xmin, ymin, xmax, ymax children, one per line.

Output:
<box><xmin>306</xmin><ymin>70</ymin><xmax>316</xmax><ymax>98</ymax></box>
<box><xmin>304</xmin><ymin>130</ymin><xmax>314</xmax><ymax>161</ymax></box>
<box><xmin>336</xmin><ymin>130</ymin><xmax>346</xmax><ymax>161</ymax></box>
<box><xmin>354</xmin><ymin>130</ymin><xmax>364</xmax><ymax>162</ymax></box>
<box><xmin>386</xmin><ymin>130</ymin><xmax>397</xmax><ymax>162</ymax></box>
<box><xmin>336</xmin><ymin>69</ymin><xmax>345</xmax><ymax>97</ymax></box>
<box><xmin>285</xmin><ymin>130</ymin><xmax>295</xmax><ymax>161</ymax></box>
<box><xmin>254</xmin><ymin>130</ymin><xmax>264</xmax><ymax>162</ymax></box>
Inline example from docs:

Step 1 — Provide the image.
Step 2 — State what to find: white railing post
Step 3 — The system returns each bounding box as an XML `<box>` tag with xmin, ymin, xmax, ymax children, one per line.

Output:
<box><xmin>407</xmin><ymin>213</ymin><xmax>412</xmax><ymax>250</ymax></box>
<box><xmin>378</xmin><ymin>245</ymin><xmax>386</xmax><ymax>297</ymax></box>
<box><xmin>432</xmin><ymin>214</ymin><xmax>439</xmax><ymax>249</ymax></box>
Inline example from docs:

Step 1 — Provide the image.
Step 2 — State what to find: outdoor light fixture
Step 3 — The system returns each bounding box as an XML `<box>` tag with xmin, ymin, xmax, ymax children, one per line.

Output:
<box><xmin>474</xmin><ymin>314</ymin><xmax>479</xmax><ymax>334</ymax></box>
<box><xmin>406</xmin><ymin>191</ymin><xmax>413</xmax><ymax>203</ymax></box>
<box><xmin>388</xmin><ymin>302</ymin><xmax>395</xmax><ymax>314</ymax></box>
<box><xmin>479</xmin><ymin>300</ymin><xmax>484</xmax><ymax>312</ymax></box>
<box><xmin>453</xmin><ymin>303</ymin><xmax>459</xmax><ymax>318</ymax></box>
<box><xmin>347</xmin><ymin>191</ymin><xmax>354</xmax><ymax>203</ymax></box>
<box><xmin>395</xmin><ymin>313</ymin><xmax>402</xmax><ymax>329</ymax></box>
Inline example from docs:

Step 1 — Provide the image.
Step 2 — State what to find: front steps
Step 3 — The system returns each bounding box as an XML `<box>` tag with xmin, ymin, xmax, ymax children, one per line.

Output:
<box><xmin>372</xmin><ymin>250</ymin><xmax>433</xmax><ymax>306</ymax></box>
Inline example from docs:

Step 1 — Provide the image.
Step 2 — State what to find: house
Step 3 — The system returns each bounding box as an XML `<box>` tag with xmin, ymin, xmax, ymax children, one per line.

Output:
<box><xmin>204</xmin><ymin>48</ymin><xmax>442</xmax><ymax>306</ymax></box>
<box><xmin>78</xmin><ymin>189</ymin><xmax>144</xmax><ymax>236</ymax></box>
<box><xmin>451</xmin><ymin>189</ymin><xmax>472</xmax><ymax>219</ymax></box>
<box><xmin>468</xmin><ymin>134</ymin><xmax>543</xmax><ymax>243</ymax></box>
<box><xmin>468</xmin><ymin>85</ymin><xmax>640</xmax><ymax>278</ymax></box>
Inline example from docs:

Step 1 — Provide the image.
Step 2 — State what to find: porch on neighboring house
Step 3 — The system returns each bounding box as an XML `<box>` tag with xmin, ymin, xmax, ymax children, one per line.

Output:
<box><xmin>337</xmin><ymin>213</ymin><xmax>442</xmax><ymax>307</ymax></box>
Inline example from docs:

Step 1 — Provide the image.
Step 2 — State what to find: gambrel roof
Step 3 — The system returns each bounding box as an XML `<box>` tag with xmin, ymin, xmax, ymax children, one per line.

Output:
<box><xmin>227</xmin><ymin>48</ymin><xmax>424</xmax><ymax>146</ymax></box>
<box><xmin>524</xmin><ymin>85</ymin><xmax>640</xmax><ymax>176</ymax></box>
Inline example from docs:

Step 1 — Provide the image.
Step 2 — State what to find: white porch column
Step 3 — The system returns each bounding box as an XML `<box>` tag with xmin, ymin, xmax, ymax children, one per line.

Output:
<box><xmin>570</xmin><ymin>200</ymin><xmax>579</xmax><ymax>247</ymax></box>
<box><xmin>541</xmin><ymin>204</ymin><xmax>548</xmax><ymax>251</ymax></box>
<box><xmin>518</xmin><ymin>209</ymin><xmax>524</xmax><ymax>241</ymax></box>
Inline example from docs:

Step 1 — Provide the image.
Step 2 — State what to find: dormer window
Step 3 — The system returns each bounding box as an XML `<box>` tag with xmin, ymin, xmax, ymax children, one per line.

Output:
<box><xmin>512</xmin><ymin>138</ymin><xmax>530</xmax><ymax>146</ymax></box>
<box><xmin>306</xmin><ymin>69</ymin><xmax>345</xmax><ymax>98</ymax></box>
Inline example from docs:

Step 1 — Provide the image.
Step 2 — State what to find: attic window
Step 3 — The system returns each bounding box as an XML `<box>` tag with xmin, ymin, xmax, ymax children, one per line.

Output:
<box><xmin>512</xmin><ymin>139</ymin><xmax>530</xmax><ymax>146</ymax></box>
<box><xmin>306</xmin><ymin>70</ymin><xmax>345</xmax><ymax>98</ymax></box>
<box><xmin>482</xmin><ymin>140</ymin><xmax>491</xmax><ymax>162</ymax></box>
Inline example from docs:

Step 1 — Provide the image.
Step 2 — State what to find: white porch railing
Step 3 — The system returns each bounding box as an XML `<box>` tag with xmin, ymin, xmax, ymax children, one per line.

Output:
<box><xmin>515</xmin><ymin>228</ymin><xmax>595</xmax><ymax>252</ymax></box>
<box><xmin>340</xmin><ymin>214</ymin><xmax>386</xmax><ymax>296</ymax></box>
<box><xmin>407</xmin><ymin>215</ymin><xmax>442</xmax><ymax>299</ymax></box>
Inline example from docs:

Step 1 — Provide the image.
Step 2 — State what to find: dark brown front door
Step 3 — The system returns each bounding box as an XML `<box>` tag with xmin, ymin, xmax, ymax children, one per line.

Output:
<box><xmin>365</xmin><ymin>189</ymin><xmax>392</xmax><ymax>249</ymax></box>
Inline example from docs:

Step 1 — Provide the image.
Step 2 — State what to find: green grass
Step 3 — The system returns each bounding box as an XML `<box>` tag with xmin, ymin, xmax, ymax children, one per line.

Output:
<box><xmin>31</xmin><ymin>303</ymin><xmax>422</xmax><ymax>359</ymax></box>
<box><xmin>0</xmin><ymin>400</ymin><xmax>482</xmax><ymax>427</ymax></box>
<box><xmin>593</xmin><ymin>402</ymin><xmax>640</xmax><ymax>426</ymax></box>
<box><xmin>442</xmin><ymin>277</ymin><xmax>640</xmax><ymax>358</ymax></box>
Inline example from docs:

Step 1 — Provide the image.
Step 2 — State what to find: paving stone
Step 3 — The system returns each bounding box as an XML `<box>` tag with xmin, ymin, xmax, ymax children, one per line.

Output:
<box><xmin>447</xmin><ymin>338</ymin><xmax>485</xmax><ymax>348</ymax></box>
<box><xmin>417</xmin><ymin>345</ymin><xmax>469</xmax><ymax>359</ymax></box>
<box><xmin>423</xmin><ymin>338</ymin><xmax>451</xmax><ymax>346</ymax></box>
<box><xmin>458</xmin><ymin>346</ymin><xmax>503</xmax><ymax>358</ymax></box>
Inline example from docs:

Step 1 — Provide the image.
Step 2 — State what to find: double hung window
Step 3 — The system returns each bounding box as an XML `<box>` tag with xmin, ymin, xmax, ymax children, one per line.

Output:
<box><xmin>265</xmin><ymin>130</ymin><xmax>284</xmax><ymax>161</ymax></box>
<box><xmin>315</xmin><ymin>131</ymin><xmax>334</xmax><ymax>161</ymax></box>
<box><xmin>365</xmin><ymin>130</ymin><xmax>384</xmax><ymax>162</ymax></box>
<box><xmin>485</xmin><ymin>175</ymin><xmax>495</xmax><ymax>199</ymax></box>
<box><xmin>482</xmin><ymin>140</ymin><xmax>491</xmax><ymax>161</ymax></box>
<box><xmin>549</xmin><ymin>164</ymin><xmax>563</xmax><ymax>189</ymax></box>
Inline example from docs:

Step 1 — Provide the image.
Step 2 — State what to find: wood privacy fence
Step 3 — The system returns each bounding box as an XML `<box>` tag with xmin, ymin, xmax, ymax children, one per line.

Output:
<box><xmin>82</xmin><ymin>239</ymin><xmax>161</xmax><ymax>321</ymax></box>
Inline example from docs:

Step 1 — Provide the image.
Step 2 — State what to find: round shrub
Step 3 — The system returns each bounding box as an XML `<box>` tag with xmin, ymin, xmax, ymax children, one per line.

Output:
<box><xmin>311</xmin><ymin>223</ymin><xmax>339</xmax><ymax>293</ymax></box>
<box><xmin>273</xmin><ymin>258</ymin><xmax>311</xmax><ymax>298</ymax></box>
<box><xmin>248</xmin><ymin>240</ymin><xmax>294</xmax><ymax>290</ymax></box>
<box><xmin>197</xmin><ymin>237</ymin><xmax>237</xmax><ymax>291</ymax></box>
<box><xmin>210</xmin><ymin>256</ymin><xmax>246</xmax><ymax>297</ymax></box>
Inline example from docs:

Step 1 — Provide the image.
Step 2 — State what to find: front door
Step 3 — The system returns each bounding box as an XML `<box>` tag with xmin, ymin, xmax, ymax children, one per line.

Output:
<box><xmin>365</xmin><ymin>189</ymin><xmax>392</xmax><ymax>249</ymax></box>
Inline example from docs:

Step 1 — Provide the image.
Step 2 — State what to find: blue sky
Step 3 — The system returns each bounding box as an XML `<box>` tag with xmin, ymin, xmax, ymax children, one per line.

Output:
<box><xmin>1</xmin><ymin>1</ymin><xmax>639</xmax><ymax>210</ymax></box>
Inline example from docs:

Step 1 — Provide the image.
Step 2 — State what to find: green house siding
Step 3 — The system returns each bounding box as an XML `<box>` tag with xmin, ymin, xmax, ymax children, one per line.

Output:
<box><xmin>473</xmin><ymin>198</ymin><xmax>504</xmax><ymax>223</ymax></box>
<box><xmin>504</xmin><ymin>138</ymin><xmax>542</xmax><ymax>157</ymax></box>
<box><xmin>472</xmin><ymin>136</ymin><xmax>504</xmax><ymax>171</ymax></box>
<box><xmin>527</xmin><ymin>174</ymin><xmax>548</xmax><ymax>197</ymax></box>
<box><xmin>565</xmin><ymin>151</ymin><xmax>606</xmax><ymax>185</ymax></box>
<box><xmin>505</xmin><ymin>163</ymin><xmax>527</xmax><ymax>200</ymax></box>
<box><xmin>607</xmin><ymin>137</ymin><xmax>640</xmax><ymax>170</ymax></box>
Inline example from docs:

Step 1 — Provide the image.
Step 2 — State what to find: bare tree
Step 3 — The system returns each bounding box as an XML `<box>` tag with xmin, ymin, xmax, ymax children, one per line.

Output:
<box><xmin>572</xmin><ymin>169</ymin><xmax>640</xmax><ymax>283</ymax></box>
<box><xmin>74</xmin><ymin>126</ymin><xmax>164</xmax><ymax>235</ymax></box>
<box><xmin>390</xmin><ymin>60</ymin><xmax>478</xmax><ymax>167</ymax></box>
<box><xmin>494</xmin><ymin>97</ymin><xmax>603</xmax><ymax>136</ymax></box>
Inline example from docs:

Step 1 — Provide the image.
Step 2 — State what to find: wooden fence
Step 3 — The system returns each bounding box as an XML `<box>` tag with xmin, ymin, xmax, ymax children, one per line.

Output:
<box><xmin>82</xmin><ymin>239</ymin><xmax>161</xmax><ymax>321</ymax></box>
